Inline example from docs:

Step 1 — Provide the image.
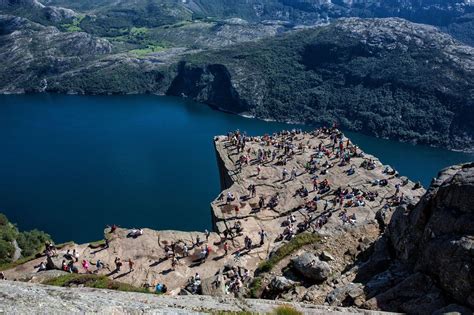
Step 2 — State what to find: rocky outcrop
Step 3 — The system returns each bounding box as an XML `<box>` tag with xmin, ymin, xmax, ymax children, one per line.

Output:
<box><xmin>387</xmin><ymin>163</ymin><xmax>474</xmax><ymax>308</ymax></box>
<box><xmin>359</xmin><ymin>163</ymin><xmax>474</xmax><ymax>313</ymax></box>
<box><xmin>0</xmin><ymin>280</ymin><xmax>395</xmax><ymax>314</ymax></box>
<box><xmin>0</xmin><ymin>14</ymin><xmax>112</xmax><ymax>93</ymax></box>
<box><xmin>292</xmin><ymin>253</ymin><xmax>331</xmax><ymax>282</ymax></box>
<box><xmin>0</xmin><ymin>0</ymin><xmax>77</xmax><ymax>22</ymax></box>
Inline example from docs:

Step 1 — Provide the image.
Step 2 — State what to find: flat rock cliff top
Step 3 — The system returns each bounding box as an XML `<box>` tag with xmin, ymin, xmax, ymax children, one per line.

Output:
<box><xmin>3</xmin><ymin>128</ymin><xmax>424</xmax><ymax>305</ymax></box>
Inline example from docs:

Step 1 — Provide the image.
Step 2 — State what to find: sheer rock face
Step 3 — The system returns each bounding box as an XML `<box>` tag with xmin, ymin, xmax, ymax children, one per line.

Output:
<box><xmin>387</xmin><ymin>163</ymin><xmax>474</xmax><ymax>308</ymax></box>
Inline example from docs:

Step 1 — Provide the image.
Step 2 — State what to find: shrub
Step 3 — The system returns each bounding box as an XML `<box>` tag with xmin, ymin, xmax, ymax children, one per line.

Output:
<box><xmin>16</xmin><ymin>229</ymin><xmax>51</xmax><ymax>257</ymax></box>
<box><xmin>273</xmin><ymin>305</ymin><xmax>302</xmax><ymax>315</ymax></box>
<box><xmin>256</xmin><ymin>233</ymin><xmax>320</xmax><ymax>274</ymax></box>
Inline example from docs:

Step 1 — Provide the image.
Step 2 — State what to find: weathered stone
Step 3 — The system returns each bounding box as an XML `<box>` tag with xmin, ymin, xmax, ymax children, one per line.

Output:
<box><xmin>0</xmin><ymin>280</ymin><xmax>393</xmax><ymax>314</ymax></box>
<box><xmin>291</xmin><ymin>252</ymin><xmax>331</xmax><ymax>282</ymax></box>
<box><xmin>364</xmin><ymin>272</ymin><xmax>446</xmax><ymax>314</ymax></box>
<box><xmin>320</xmin><ymin>251</ymin><xmax>335</xmax><ymax>262</ymax></box>
<box><xmin>326</xmin><ymin>283</ymin><xmax>364</xmax><ymax>306</ymax></box>
<box><xmin>387</xmin><ymin>163</ymin><xmax>474</xmax><ymax>308</ymax></box>
<box><xmin>269</xmin><ymin>276</ymin><xmax>295</xmax><ymax>293</ymax></box>
<box><xmin>201</xmin><ymin>274</ymin><xmax>226</xmax><ymax>296</ymax></box>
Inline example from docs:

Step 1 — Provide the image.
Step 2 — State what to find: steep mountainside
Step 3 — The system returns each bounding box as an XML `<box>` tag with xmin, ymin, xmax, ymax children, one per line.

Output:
<box><xmin>169</xmin><ymin>18</ymin><xmax>474</xmax><ymax>150</ymax></box>
<box><xmin>359</xmin><ymin>162</ymin><xmax>474</xmax><ymax>313</ymax></box>
<box><xmin>0</xmin><ymin>16</ymin><xmax>473</xmax><ymax>150</ymax></box>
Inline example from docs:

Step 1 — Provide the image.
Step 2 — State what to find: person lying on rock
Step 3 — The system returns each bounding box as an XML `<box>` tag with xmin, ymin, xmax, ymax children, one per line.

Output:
<box><xmin>127</xmin><ymin>228</ymin><xmax>143</xmax><ymax>238</ymax></box>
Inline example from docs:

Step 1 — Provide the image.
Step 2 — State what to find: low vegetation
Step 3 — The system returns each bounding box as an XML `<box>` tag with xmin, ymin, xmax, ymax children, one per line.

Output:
<box><xmin>180</xmin><ymin>20</ymin><xmax>474</xmax><ymax>150</ymax></box>
<box><xmin>129</xmin><ymin>44</ymin><xmax>166</xmax><ymax>57</ymax></box>
<box><xmin>0</xmin><ymin>213</ymin><xmax>51</xmax><ymax>268</ymax></box>
<box><xmin>248</xmin><ymin>233</ymin><xmax>319</xmax><ymax>297</ymax></box>
<box><xmin>256</xmin><ymin>233</ymin><xmax>320</xmax><ymax>274</ymax></box>
<box><xmin>249</xmin><ymin>276</ymin><xmax>263</xmax><ymax>298</ymax></box>
<box><xmin>212</xmin><ymin>305</ymin><xmax>302</xmax><ymax>315</ymax></box>
<box><xmin>272</xmin><ymin>305</ymin><xmax>302</xmax><ymax>315</ymax></box>
<box><xmin>43</xmin><ymin>274</ymin><xmax>150</xmax><ymax>294</ymax></box>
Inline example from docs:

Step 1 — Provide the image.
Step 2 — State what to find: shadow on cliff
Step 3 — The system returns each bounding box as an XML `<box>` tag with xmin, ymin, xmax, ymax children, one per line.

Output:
<box><xmin>340</xmin><ymin>163</ymin><xmax>474</xmax><ymax>314</ymax></box>
<box><xmin>166</xmin><ymin>61</ymin><xmax>249</xmax><ymax>114</ymax></box>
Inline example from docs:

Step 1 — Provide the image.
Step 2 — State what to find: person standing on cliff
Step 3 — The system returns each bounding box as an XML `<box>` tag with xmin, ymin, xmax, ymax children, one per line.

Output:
<box><xmin>259</xmin><ymin>229</ymin><xmax>267</xmax><ymax>246</ymax></box>
<box><xmin>128</xmin><ymin>259</ymin><xmax>134</xmax><ymax>272</ymax></box>
<box><xmin>114</xmin><ymin>257</ymin><xmax>122</xmax><ymax>272</ymax></box>
<box><xmin>223</xmin><ymin>242</ymin><xmax>229</xmax><ymax>256</ymax></box>
<box><xmin>258</xmin><ymin>196</ymin><xmax>265</xmax><ymax>209</ymax></box>
<box><xmin>291</xmin><ymin>167</ymin><xmax>297</xmax><ymax>180</ymax></box>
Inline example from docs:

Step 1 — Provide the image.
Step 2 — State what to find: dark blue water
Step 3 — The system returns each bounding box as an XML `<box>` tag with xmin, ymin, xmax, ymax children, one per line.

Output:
<box><xmin>0</xmin><ymin>94</ymin><xmax>472</xmax><ymax>243</ymax></box>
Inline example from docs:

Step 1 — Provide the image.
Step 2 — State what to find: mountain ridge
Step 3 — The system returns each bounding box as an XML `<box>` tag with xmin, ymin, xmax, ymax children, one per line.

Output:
<box><xmin>0</xmin><ymin>15</ymin><xmax>473</xmax><ymax>151</ymax></box>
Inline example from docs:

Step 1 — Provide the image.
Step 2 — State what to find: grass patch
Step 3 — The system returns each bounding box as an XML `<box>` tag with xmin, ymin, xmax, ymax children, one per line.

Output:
<box><xmin>129</xmin><ymin>44</ymin><xmax>166</xmax><ymax>57</ymax></box>
<box><xmin>130</xmin><ymin>27</ymin><xmax>149</xmax><ymax>36</ymax></box>
<box><xmin>88</xmin><ymin>239</ymin><xmax>106</xmax><ymax>248</ymax></box>
<box><xmin>211</xmin><ymin>305</ymin><xmax>302</xmax><ymax>315</ymax></box>
<box><xmin>212</xmin><ymin>312</ymin><xmax>256</xmax><ymax>315</ymax></box>
<box><xmin>60</xmin><ymin>15</ymin><xmax>85</xmax><ymax>32</ymax></box>
<box><xmin>273</xmin><ymin>305</ymin><xmax>302</xmax><ymax>315</ymax></box>
<box><xmin>256</xmin><ymin>233</ymin><xmax>320</xmax><ymax>274</ymax></box>
<box><xmin>248</xmin><ymin>276</ymin><xmax>262</xmax><ymax>298</ymax></box>
<box><xmin>43</xmin><ymin>274</ymin><xmax>150</xmax><ymax>294</ymax></box>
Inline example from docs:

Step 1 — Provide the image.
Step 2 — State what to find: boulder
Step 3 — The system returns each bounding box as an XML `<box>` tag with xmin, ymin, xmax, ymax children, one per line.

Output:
<box><xmin>46</xmin><ymin>255</ymin><xmax>63</xmax><ymax>270</ymax></box>
<box><xmin>291</xmin><ymin>252</ymin><xmax>331</xmax><ymax>282</ymax></box>
<box><xmin>269</xmin><ymin>276</ymin><xmax>295</xmax><ymax>293</ymax></box>
<box><xmin>326</xmin><ymin>282</ymin><xmax>364</xmax><ymax>306</ymax></box>
<box><xmin>201</xmin><ymin>274</ymin><xmax>226</xmax><ymax>296</ymax></box>
<box><xmin>320</xmin><ymin>251</ymin><xmax>334</xmax><ymax>262</ymax></box>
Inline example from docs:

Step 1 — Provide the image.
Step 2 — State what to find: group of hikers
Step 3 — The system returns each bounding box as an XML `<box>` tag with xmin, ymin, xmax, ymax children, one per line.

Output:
<box><xmin>17</xmin><ymin>126</ymin><xmax>409</xmax><ymax>298</ymax></box>
<box><xmin>223</xmin><ymin>125</ymin><xmax>407</xmax><ymax>249</ymax></box>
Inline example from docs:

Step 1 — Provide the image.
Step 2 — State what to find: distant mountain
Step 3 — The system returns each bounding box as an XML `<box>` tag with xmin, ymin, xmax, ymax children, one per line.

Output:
<box><xmin>168</xmin><ymin>18</ymin><xmax>474</xmax><ymax>151</ymax></box>
<box><xmin>4</xmin><ymin>0</ymin><xmax>471</xmax><ymax>45</ymax></box>
<box><xmin>1</xmin><ymin>15</ymin><xmax>472</xmax><ymax>150</ymax></box>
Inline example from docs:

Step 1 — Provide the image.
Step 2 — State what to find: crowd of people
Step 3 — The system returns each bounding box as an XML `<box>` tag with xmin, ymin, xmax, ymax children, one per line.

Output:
<box><xmin>9</xmin><ymin>126</ymin><xmax>409</xmax><ymax>298</ymax></box>
<box><xmin>223</xmin><ymin>126</ymin><xmax>408</xmax><ymax>253</ymax></box>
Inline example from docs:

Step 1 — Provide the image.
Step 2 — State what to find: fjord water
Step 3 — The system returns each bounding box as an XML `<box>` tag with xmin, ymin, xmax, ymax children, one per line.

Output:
<box><xmin>0</xmin><ymin>94</ymin><xmax>472</xmax><ymax>243</ymax></box>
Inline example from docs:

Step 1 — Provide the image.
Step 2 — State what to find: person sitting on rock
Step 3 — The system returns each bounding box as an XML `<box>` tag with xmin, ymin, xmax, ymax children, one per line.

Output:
<box><xmin>61</xmin><ymin>260</ymin><xmax>68</xmax><ymax>272</ymax></box>
<box><xmin>82</xmin><ymin>260</ymin><xmax>91</xmax><ymax>273</ymax></box>
<box><xmin>155</xmin><ymin>283</ymin><xmax>167</xmax><ymax>294</ymax></box>
<box><xmin>226</xmin><ymin>192</ymin><xmax>235</xmax><ymax>204</ymax></box>
<box><xmin>95</xmin><ymin>259</ymin><xmax>105</xmax><ymax>271</ymax></box>
<box><xmin>36</xmin><ymin>261</ymin><xmax>47</xmax><ymax>272</ymax></box>
<box><xmin>109</xmin><ymin>224</ymin><xmax>118</xmax><ymax>233</ymax></box>
<box><xmin>127</xmin><ymin>228</ymin><xmax>143</xmax><ymax>238</ymax></box>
